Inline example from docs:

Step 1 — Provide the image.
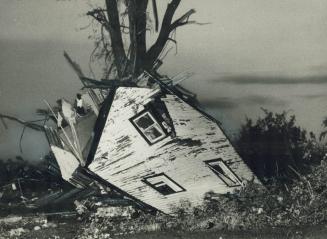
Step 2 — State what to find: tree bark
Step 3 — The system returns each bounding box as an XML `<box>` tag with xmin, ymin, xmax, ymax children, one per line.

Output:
<box><xmin>105</xmin><ymin>0</ymin><xmax>129</xmax><ymax>78</ymax></box>
<box><xmin>127</xmin><ymin>0</ymin><xmax>148</xmax><ymax>76</ymax></box>
<box><xmin>144</xmin><ymin>0</ymin><xmax>181</xmax><ymax>69</ymax></box>
<box><xmin>152</xmin><ymin>0</ymin><xmax>159</xmax><ymax>32</ymax></box>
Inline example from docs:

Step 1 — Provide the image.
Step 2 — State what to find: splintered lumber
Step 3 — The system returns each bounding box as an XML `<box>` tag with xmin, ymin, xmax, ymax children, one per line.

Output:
<box><xmin>63</xmin><ymin>51</ymin><xmax>101</xmax><ymax>111</ymax></box>
<box><xmin>60</xmin><ymin>99</ymin><xmax>83</xmax><ymax>159</ymax></box>
<box><xmin>63</xmin><ymin>51</ymin><xmax>84</xmax><ymax>78</ymax></box>
<box><xmin>43</xmin><ymin>100</ymin><xmax>83</xmax><ymax>164</ymax></box>
<box><xmin>44</xmin><ymin>126</ymin><xmax>63</xmax><ymax>148</ymax></box>
<box><xmin>171</xmin><ymin>71</ymin><xmax>194</xmax><ymax>85</ymax></box>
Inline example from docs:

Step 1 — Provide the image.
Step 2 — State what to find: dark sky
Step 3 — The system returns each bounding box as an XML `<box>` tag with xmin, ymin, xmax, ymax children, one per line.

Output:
<box><xmin>1</xmin><ymin>0</ymin><xmax>327</xmax><ymax>161</ymax></box>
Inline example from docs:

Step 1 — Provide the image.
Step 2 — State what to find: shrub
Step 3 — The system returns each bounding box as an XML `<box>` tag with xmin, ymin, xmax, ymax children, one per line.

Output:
<box><xmin>236</xmin><ymin>109</ymin><xmax>323</xmax><ymax>183</ymax></box>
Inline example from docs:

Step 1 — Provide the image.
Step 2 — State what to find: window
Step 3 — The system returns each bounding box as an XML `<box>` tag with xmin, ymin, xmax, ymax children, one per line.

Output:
<box><xmin>131</xmin><ymin>110</ymin><xmax>167</xmax><ymax>144</ymax></box>
<box><xmin>205</xmin><ymin>159</ymin><xmax>242</xmax><ymax>187</ymax></box>
<box><xmin>143</xmin><ymin>173</ymin><xmax>185</xmax><ymax>195</ymax></box>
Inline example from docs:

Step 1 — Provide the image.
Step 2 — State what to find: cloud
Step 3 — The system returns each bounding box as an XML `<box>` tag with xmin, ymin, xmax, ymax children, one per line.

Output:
<box><xmin>296</xmin><ymin>94</ymin><xmax>327</xmax><ymax>100</ymax></box>
<box><xmin>201</xmin><ymin>95</ymin><xmax>288</xmax><ymax>110</ymax></box>
<box><xmin>212</xmin><ymin>75</ymin><xmax>327</xmax><ymax>85</ymax></box>
<box><xmin>201</xmin><ymin>97</ymin><xmax>239</xmax><ymax>110</ymax></box>
<box><xmin>242</xmin><ymin>95</ymin><xmax>287</xmax><ymax>106</ymax></box>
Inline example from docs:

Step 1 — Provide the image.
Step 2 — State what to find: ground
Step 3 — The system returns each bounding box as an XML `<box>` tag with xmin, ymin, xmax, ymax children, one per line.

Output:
<box><xmin>1</xmin><ymin>214</ymin><xmax>327</xmax><ymax>239</ymax></box>
<box><xmin>118</xmin><ymin>227</ymin><xmax>327</xmax><ymax>239</ymax></box>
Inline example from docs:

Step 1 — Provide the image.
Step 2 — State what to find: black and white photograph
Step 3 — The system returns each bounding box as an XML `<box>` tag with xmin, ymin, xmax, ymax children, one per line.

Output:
<box><xmin>1</xmin><ymin>1</ymin><xmax>327</xmax><ymax>238</ymax></box>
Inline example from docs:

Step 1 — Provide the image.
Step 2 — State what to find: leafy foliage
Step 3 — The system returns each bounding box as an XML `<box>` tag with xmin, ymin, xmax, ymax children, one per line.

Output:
<box><xmin>236</xmin><ymin>109</ymin><xmax>323</xmax><ymax>183</ymax></box>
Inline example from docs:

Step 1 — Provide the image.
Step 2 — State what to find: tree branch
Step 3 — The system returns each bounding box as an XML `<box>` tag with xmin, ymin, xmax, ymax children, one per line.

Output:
<box><xmin>144</xmin><ymin>0</ymin><xmax>181</xmax><ymax>69</ymax></box>
<box><xmin>88</xmin><ymin>0</ymin><xmax>196</xmax><ymax>78</ymax></box>
<box><xmin>170</xmin><ymin>9</ymin><xmax>196</xmax><ymax>29</ymax></box>
<box><xmin>152</xmin><ymin>0</ymin><xmax>159</xmax><ymax>32</ymax></box>
<box><xmin>0</xmin><ymin>114</ymin><xmax>45</xmax><ymax>131</ymax></box>
<box><xmin>87</xmin><ymin>8</ymin><xmax>108</xmax><ymax>27</ymax></box>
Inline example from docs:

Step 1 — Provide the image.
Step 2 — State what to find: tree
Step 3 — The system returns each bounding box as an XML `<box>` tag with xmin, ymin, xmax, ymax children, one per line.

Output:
<box><xmin>86</xmin><ymin>0</ymin><xmax>196</xmax><ymax>80</ymax></box>
<box><xmin>236</xmin><ymin>109</ymin><xmax>322</xmax><ymax>183</ymax></box>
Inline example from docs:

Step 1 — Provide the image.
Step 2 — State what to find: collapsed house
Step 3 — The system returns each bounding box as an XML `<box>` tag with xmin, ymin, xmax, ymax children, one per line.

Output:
<box><xmin>43</xmin><ymin>54</ymin><xmax>259</xmax><ymax>214</ymax></box>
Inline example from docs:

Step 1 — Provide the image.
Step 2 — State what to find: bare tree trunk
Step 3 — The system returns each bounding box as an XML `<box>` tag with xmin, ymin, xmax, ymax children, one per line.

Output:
<box><xmin>127</xmin><ymin>0</ymin><xmax>148</xmax><ymax>76</ymax></box>
<box><xmin>105</xmin><ymin>0</ymin><xmax>129</xmax><ymax>78</ymax></box>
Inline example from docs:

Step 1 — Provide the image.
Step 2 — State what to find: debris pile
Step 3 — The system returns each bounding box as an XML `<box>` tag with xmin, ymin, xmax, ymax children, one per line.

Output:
<box><xmin>0</xmin><ymin>213</ymin><xmax>79</xmax><ymax>239</ymax></box>
<box><xmin>0</xmin><ymin>157</ymin><xmax>67</xmax><ymax>215</ymax></box>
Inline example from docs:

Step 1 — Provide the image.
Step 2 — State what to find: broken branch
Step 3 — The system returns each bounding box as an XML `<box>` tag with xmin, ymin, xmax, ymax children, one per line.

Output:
<box><xmin>0</xmin><ymin>114</ymin><xmax>45</xmax><ymax>131</ymax></box>
<box><xmin>170</xmin><ymin>9</ymin><xmax>196</xmax><ymax>30</ymax></box>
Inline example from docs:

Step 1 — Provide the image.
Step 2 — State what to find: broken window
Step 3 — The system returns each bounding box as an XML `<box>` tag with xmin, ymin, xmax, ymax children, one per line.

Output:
<box><xmin>131</xmin><ymin>110</ymin><xmax>167</xmax><ymax>144</ymax></box>
<box><xmin>205</xmin><ymin>159</ymin><xmax>242</xmax><ymax>187</ymax></box>
<box><xmin>143</xmin><ymin>173</ymin><xmax>185</xmax><ymax>195</ymax></box>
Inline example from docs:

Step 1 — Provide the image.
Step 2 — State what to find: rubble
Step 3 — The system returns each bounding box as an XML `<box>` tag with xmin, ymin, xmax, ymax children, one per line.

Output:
<box><xmin>34</xmin><ymin>225</ymin><xmax>41</xmax><ymax>231</ymax></box>
<box><xmin>95</xmin><ymin>206</ymin><xmax>135</xmax><ymax>219</ymax></box>
<box><xmin>9</xmin><ymin>227</ymin><xmax>27</xmax><ymax>237</ymax></box>
<box><xmin>0</xmin><ymin>213</ymin><xmax>80</xmax><ymax>239</ymax></box>
<box><xmin>74</xmin><ymin>200</ymin><xmax>88</xmax><ymax>215</ymax></box>
<box><xmin>0</xmin><ymin>216</ymin><xmax>22</xmax><ymax>224</ymax></box>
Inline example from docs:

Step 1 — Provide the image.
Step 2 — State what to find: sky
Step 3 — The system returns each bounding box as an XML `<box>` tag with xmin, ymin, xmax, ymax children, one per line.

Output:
<box><xmin>1</xmin><ymin>0</ymin><xmax>327</xmax><ymax>160</ymax></box>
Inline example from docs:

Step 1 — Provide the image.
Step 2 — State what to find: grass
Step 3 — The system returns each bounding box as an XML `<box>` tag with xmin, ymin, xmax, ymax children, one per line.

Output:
<box><xmin>117</xmin><ymin>225</ymin><xmax>327</xmax><ymax>239</ymax></box>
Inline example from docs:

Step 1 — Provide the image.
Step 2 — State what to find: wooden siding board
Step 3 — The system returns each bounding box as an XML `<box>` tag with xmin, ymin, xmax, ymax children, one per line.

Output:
<box><xmin>88</xmin><ymin>87</ymin><xmax>258</xmax><ymax>214</ymax></box>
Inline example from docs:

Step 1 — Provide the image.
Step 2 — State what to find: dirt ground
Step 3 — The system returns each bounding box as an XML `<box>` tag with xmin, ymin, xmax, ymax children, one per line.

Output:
<box><xmin>117</xmin><ymin>226</ymin><xmax>327</xmax><ymax>239</ymax></box>
<box><xmin>1</xmin><ymin>215</ymin><xmax>327</xmax><ymax>239</ymax></box>
<box><xmin>0</xmin><ymin>214</ymin><xmax>80</xmax><ymax>239</ymax></box>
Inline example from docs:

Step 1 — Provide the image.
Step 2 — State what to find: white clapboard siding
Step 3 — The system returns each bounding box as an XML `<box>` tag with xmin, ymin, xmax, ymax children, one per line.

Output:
<box><xmin>51</xmin><ymin>145</ymin><xmax>80</xmax><ymax>183</ymax></box>
<box><xmin>88</xmin><ymin>87</ymin><xmax>258</xmax><ymax>214</ymax></box>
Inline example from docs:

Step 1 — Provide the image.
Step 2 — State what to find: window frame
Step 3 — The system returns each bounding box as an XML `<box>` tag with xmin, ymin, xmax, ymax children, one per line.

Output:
<box><xmin>130</xmin><ymin>108</ymin><xmax>168</xmax><ymax>145</ymax></box>
<box><xmin>142</xmin><ymin>173</ymin><xmax>186</xmax><ymax>196</ymax></box>
<box><xmin>205</xmin><ymin>158</ymin><xmax>242</xmax><ymax>187</ymax></box>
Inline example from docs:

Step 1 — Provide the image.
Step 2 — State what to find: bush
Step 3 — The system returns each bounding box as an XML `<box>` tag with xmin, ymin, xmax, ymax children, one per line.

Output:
<box><xmin>236</xmin><ymin>109</ymin><xmax>324</xmax><ymax>183</ymax></box>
